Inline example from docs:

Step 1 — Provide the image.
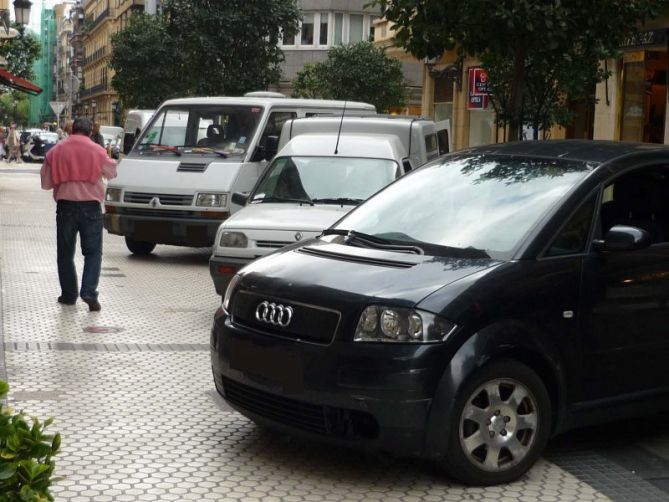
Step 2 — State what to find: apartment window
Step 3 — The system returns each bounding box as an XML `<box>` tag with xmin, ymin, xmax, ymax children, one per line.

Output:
<box><xmin>301</xmin><ymin>13</ymin><xmax>314</xmax><ymax>45</ymax></box>
<box><xmin>349</xmin><ymin>14</ymin><xmax>363</xmax><ymax>43</ymax></box>
<box><xmin>283</xmin><ymin>29</ymin><xmax>295</xmax><ymax>45</ymax></box>
<box><xmin>319</xmin><ymin>12</ymin><xmax>328</xmax><ymax>45</ymax></box>
<box><xmin>334</xmin><ymin>13</ymin><xmax>343</xmax><ymax>45</ymax></box>
<box><xmin>369</xmin><ymin>16</ymin><xmax>379</xmax><ymax>40</ymax></box>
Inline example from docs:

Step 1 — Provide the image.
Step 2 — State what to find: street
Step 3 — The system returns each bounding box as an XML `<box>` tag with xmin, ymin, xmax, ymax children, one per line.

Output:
<box><xmin>1</xmin><ymin>164</ymin><xmax>668</xmax><ymax>501</ymax></box>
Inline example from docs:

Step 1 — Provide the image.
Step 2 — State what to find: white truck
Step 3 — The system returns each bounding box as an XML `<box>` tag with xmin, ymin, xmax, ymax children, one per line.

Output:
<box><xmin>103</xmin><ymin>93</ymin><xmax>375</xmax><ymax>255</ymax></box>
<box><xmin>209</xmin><ymin>115</ymin><xmax>450</xmax><ymax>294</ymax></box>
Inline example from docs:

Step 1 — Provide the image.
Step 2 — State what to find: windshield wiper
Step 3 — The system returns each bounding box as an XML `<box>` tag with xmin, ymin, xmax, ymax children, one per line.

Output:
<box><xmin>322</xmin><ymin>229</ymin><xmax>424</xmax><ymax>255</ymax></box>
<box><xmin>312</xmin><ymin>197</ymin><xmax>363</xmax><ymax>205</ymax></box>
<box><xmin>189</xmin><ymin>146</ymin><xmax>228</xmax><ymax>158</ymax></box>
<box><xmin>139</xmin><ymin>143</ymin><xmax>182</xmax><ymax>156</ymax></box>
<box><xmin>252</xmin><ymin>195</ymin><xmax>314</xmax><ymax>206</ymax></box>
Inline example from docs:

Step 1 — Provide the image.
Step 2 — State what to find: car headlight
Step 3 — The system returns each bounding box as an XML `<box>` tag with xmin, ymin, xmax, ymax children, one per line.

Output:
<box><xmin>196</xmin><ymin>192</ymin><xmax>228</xmax><ymax>207</ymax></box>
<box><xmin>223</xmin><ymin>274</ymin><xmax>241</xmax><ymax>314</ymax></box>
<box><xmin>219</xmin><ymin>231</ymin><xmax>248</xmax><ymax>248</ymax></box>
<box><xmin>354</xmin><ymin>306</ymin><xmax>457</xmax><ymax>343</ymax></box>
<box><xmin>105</xmin><ymin>188</ymin><xmax>122</xmax><ymax>202</ymax></box>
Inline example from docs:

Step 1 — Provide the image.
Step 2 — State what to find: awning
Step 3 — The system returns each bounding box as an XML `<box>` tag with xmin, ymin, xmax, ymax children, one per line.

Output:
<box><xmin>0</xmin><ymin>68</ymin><xmax>42</xmax><ymax>95</ymax></box>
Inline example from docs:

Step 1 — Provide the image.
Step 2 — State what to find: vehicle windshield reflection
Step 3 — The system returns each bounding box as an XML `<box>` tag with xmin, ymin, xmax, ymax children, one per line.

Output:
<box><xmin>333</xmin><ymin>154</ymin><xmax>595</xmax><ymax>260</ymax></box>
<box><xmin>251</xmin><ymin>156</ymin><xmax>398</xmax><ymax>204</ymax></box>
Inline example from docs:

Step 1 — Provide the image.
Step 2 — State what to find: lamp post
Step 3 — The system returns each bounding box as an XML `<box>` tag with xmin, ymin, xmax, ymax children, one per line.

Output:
<box><xmin>91</xmin><ymin>100</ymin><xmax>96</xmax><ymax>121</ymax></box>
<box><xmin>12</xmin><ymin>0</ymin><xmax>31</xmax><ymax>26</ymax></box>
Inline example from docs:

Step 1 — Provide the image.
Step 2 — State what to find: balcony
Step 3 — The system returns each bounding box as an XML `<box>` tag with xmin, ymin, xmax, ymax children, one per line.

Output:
<box><xmin>80</xmin><ymin>80</ymin><xmax>109</xmax><ymax>97</ymax></box>
<box><xmin>84</xmin><ymin>46</ymin><xmax>107</xmax><ymax>66</ymax></box>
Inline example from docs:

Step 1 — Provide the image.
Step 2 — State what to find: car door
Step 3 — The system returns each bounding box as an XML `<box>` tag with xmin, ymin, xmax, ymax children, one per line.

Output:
<box><xmin>579</xmin><ymin>164</ymin><xmax>669</xmax><ymax>401</ymax></box>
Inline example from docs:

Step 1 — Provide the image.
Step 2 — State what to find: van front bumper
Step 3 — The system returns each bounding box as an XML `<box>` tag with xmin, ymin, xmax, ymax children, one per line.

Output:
<box><xmin>105</xmin><ymin>210</ymin><xmax>226</xmax><ymax>247</ymax></box>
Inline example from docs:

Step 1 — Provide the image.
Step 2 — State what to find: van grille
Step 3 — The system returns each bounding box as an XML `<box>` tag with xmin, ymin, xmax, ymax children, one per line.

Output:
<box><xmin>256</xmin><ymin>240</ymin><xmax>293</xmax><ymax>249</ymax></box>
<box><xmin>124</xmin><ymin>192</ymin><xmax>193</xmax><ymax>206</ymax></box>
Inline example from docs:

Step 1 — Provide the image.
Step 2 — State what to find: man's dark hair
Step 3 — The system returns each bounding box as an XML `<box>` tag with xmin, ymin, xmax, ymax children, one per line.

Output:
<box><xmin>72</xmin><ymin>117</ymin><xmax>92</xmax><ymax>136</ymax></box>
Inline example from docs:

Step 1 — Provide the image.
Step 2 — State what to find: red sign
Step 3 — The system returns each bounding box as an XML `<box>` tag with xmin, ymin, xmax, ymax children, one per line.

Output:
<box><xmin>468</xmin><ymin>67</ymin><xmax>491</xmax><ymax>110</ymax></box>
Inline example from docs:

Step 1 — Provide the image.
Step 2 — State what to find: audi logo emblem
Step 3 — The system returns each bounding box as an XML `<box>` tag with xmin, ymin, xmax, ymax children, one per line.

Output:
<box><xmin>255</xmin><ymin>301</ymin><xmax>293</xmax><ymax>327</ymax></box>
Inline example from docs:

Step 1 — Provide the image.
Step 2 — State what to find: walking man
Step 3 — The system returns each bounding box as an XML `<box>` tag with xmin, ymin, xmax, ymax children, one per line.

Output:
<box><xmin>40</xmin><ymin>117</ymin><xmax>117</xmax><ymax>311</ymax></box>
<box><xmin>6</xmin><ymin>122</ymin><xmax>20</xmax><ymax>163</ymax></box>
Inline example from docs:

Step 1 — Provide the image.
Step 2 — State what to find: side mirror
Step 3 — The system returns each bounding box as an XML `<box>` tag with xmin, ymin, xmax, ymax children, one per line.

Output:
<box><xmin>593</xmin><ymin>225</ymin><xmax>651</xmax><ymax>252</ymax></box>
<box><xmin>231</xmin><ymin>192</ymin><xmax>249</xmax><ymax>206</ymax></box>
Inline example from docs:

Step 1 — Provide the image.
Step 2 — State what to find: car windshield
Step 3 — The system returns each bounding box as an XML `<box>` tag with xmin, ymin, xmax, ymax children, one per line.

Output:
<box><xmin>330</xmin><ymin>154</ymin><xmax>595</xmax><ymax>259</ymax></box>
<box><xmin>134</xmin><ymin>105</ymin><xmax>263</xmax><ymax>158</ymax></box>
<box><xmin>250</xmin><ymin>156</ymin><xmax>400</xmax><ymax>205</ymax></box>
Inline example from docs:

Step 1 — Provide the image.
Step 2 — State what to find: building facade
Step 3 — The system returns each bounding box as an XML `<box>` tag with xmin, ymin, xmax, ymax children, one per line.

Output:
<box><xmin>28</xmin><ymin>7</ymin><xmax>56</xmax><ymax>126</ymax></box>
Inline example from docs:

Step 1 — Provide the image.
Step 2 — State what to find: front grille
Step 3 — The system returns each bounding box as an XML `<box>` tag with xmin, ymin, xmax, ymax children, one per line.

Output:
<box><xmin>116</xmin><ymin>207</ymin><xmax>198</xmax><ymax>219</ymax></box>
<box><xmin>223</xmin><ymin>377</ymin><xmax>327</xmax><ymax>434</ymax></box>
<box><xmin>124</xmin><ymin>192</ymin><xmax>193</xmax><ymax>206</ymax></box>
<box><xmin>222</xmin><ymin>377</ymin><xmax>378</xmax><ymax>439</ymax></box>
<box><xmin>256</xmin><ymin>240</ymin><xmax>293</xmax><ymax>249</ymax></box>
<box><xmin>231</xmin><ymin>290</ymin><xmax>339</xmax><ymax>344</ymax></box>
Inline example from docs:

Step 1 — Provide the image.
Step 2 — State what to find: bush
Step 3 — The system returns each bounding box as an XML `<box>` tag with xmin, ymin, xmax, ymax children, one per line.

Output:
<box><xmin>0</xmin><ymin>380</ymin><xmax>61</xmax><ymax>502</ymax></box>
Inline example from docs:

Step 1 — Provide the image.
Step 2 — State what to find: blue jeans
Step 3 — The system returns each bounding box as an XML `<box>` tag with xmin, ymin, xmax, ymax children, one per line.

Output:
<box><xmin>56</xmin><ymin>200</ymin><xmax>103</xmax><ymax>301</ymax></box>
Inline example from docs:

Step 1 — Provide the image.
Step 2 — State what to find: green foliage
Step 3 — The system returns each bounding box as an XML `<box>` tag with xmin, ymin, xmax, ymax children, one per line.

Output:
<box><xmin>375</xmin><ymin>0</ymin><xmax>669</xmax><ymax>139</ymax></box>
<box><xmin>110</xmin><ymin>14</ymin><xmax>183</xmax><ymax>108</ymax></box>
<box><xmin>0</xmin><ymin>92</ymin><xmax>31</xmax><ymax>126</ymax></box>
<box><xmin>0</xmin><ymin>381</ymin><xmax>61</xmax><ymax>502</ymax></box>
<box><xmin>0</xmin><ymin>26</ymin><xmax>40</xmax><ymax>81</ymax></box>
<box><xmin>111</xmin><ymin>0</ymin><xmax>301</xmax><ymax>106</ymax></box>
<box><xmin>292</xmin><ymin>42</ymin><xmax>407</xmax><ymax>112</ymax></box>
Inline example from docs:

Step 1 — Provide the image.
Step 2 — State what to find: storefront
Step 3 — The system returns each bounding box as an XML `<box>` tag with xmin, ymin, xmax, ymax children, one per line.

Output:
<box><xmin>595</xmin><ymin>28</ymin><xmax>669</xmax><ymax>144</ymax></box>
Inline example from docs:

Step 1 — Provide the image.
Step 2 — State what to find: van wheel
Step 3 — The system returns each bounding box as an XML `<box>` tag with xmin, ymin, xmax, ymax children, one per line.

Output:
<box><xmin>125</xmin><ymin>237</ymin><xmax>156</xmax><ymax>255</ymax></box>
<box><xmin>440</xmin><ymin>359</ymin><xmax>551</xmax><ymax>486</ymax></box>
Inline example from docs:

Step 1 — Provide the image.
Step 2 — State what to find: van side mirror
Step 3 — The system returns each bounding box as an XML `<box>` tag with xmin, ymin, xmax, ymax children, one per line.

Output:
<box><xmin>231</xmin><ymin>192</ymin><xmax>249</xmax><ymax>206</ymax></box>
<box><xmin>593</xmin><ymin>225</ymin><xmax>651</xmax><ymax>252</ymax></box>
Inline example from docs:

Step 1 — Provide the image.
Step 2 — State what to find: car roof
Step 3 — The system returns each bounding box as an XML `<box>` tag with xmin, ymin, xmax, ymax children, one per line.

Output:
<box><xmin>277</xmin><ymin>133</ymin><xmax>405</xmax><ymax>160</ymax></box>
<box><xmin>160</xmin><ymin>96</ymin><xmax>375</xmax><ymax>110</ymax></box>
<box><xmin>459</xmin><ymin>139</ymin><xmax>669</xmax><ymax>165</ymax></box>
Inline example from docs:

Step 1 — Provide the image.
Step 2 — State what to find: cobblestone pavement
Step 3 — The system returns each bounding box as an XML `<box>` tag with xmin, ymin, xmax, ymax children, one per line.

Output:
<box><xmin>0</xmin><ymin>164</ymin><xmax>667</xmax><ymax>501</ymax></box>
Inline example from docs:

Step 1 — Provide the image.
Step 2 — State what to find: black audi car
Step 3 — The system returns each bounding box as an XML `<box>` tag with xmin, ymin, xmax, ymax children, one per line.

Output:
<box><xmin>211</xmin><ymin>140</ymin><xmax>669</xmax><ymax>485</ymax></box>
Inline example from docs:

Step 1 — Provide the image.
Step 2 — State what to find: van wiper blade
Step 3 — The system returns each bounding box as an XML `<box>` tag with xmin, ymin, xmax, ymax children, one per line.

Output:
<box><xmin>312</xmin><ymin>197</ymin><xmax>363</xmax><ymax>205</ymax></box>
<box><xmin>253</xmin><ymin>195</ymin><xmax>314</xmax><ymax>206</ymax></box>
<box><xmin>322</xmin><ymin>229</ymin><xmax>423</xmax><ymax>254</ymax></box>
<box><xmin>190</xmin><ymin>146</ymin><xmax>228</xmax><ymax>158</ymax></box>
<box><xmin>140</xmin><ymin>143</ymin><xmax>182</xmax><ymax>156</ymax></box>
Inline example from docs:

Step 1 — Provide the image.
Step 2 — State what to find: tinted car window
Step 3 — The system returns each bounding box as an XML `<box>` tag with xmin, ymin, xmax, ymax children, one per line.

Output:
<box><xmin>545</xmin><ymin>195</ymin><xmax>596</xmax><ymax>257</ymax></box>
<box><xmin>333</xmin><ymin>155</ymin><xmax>594</xmax><ymax>259</ymax></box>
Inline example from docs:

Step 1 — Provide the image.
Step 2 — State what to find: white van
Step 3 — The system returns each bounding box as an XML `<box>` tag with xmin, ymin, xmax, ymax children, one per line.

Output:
<box><xmin>121</xmin><ymin>109</ymin><xmax>155</xmax><ymax>155</ymax></box>
<box><xmin>208</xmin><ymin>115</ymin><xmax>447</xmax><ymax>294</ymax></box>
<box><xmin>104</xmin><ymin>94</ymin><xmax>375</xmax><ymax>254</ymax></box>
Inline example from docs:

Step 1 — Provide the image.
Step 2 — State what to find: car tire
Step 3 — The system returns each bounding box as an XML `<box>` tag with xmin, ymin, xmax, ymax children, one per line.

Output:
<box><xmin>441</xmin><ymin>359</ymin><xmax>551</xmax><ymax>486</ymax></box>
<box><xmin>125</xmin><ymin>237</ymin><xmax>156</xmax><ymax>255</ymax></box>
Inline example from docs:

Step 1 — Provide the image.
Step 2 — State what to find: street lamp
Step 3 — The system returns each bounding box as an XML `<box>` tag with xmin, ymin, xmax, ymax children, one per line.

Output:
<box><xmin>91</xmin><ymin>100</ymin><xmax>96</xmax><ymax>120</ymax></box>
<box><xmin>12</xmin><ymin>0</ymin><xmax>31</xmax><ymax>26</ymax></box>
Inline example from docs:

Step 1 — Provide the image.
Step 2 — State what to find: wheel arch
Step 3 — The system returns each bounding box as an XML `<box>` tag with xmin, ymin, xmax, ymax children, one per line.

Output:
<box><xmin>422</xmin><ymin>321</ymin><xmax>568</xmax><ymax>458</ymax></box>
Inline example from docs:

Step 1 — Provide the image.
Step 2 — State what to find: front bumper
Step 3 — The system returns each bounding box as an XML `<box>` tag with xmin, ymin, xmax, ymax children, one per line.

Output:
<box><xmin>104</xmin><ymin>212</ymin><xmax>222</xmax><ymax>247</ymax></box>
<box><xmin>209</xmin><ymin>256</ymin><xmax>253</xmax><ymax>295</ymax></box>
<box><xmin>210</xmin><ymin>310</ymin><xmax>451</xmax><ymax>458</ymax></box>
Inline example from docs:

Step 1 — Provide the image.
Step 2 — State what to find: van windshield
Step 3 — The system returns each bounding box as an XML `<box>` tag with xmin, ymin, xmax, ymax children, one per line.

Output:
<box><xmin>251</xmin><ymin>156</ymin><xmax>400</xmax><ymax>205</ymax></box>
<box><xmin>134</xmin><ymin>105</ymin><xmax>263</xmax><ymax>158</ymax></box>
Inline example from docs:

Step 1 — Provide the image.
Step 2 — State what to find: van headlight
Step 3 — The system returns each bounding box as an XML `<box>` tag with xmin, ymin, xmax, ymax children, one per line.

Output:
<box><xmin>219</xmin><ymin>231</ymin><xmax>248</xmax><ymax>248</ymax></box>
<box><xmin>223</xmin><ymin>274</ymin><xmax>241</xmax><ymax>314</ymax></box>
<box><xmin>354</xmin><ymin>306</ymin><xmax>457</xmax><ymax>343</ymax></box>
<box><xmin>105</xmin><ymin>188</ymin><xmax>122</xmax><ymax>202</ymax></box>
<box><xmin>196</xmin><ymin>193</ymin><xmax>227</xmax><ymax>207</ymax></box>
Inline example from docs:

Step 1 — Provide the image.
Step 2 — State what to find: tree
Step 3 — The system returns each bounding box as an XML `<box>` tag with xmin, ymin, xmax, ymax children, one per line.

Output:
<box><xmin>0</xmin><ymin>25</ymin><xmax>40</xmax><ymax>80</ymax></box>
<box><xmin>375</xmin><ymin>0</ymin><xmax>668</xmax><ymax>140</ymax></box>
<box><xmin>0</xmin><ymin>91</ymin><xmax>30</xmax><ymax>125</ymax></box>
<box><xmin>292</xmin><ymin>42</ymin><xmax>407</xmax><ymax>112</ymax></box>
<box><xmin>110</xmin><ymin>14</ymin><xmax>184</xmax><ymax>108</ymax></box>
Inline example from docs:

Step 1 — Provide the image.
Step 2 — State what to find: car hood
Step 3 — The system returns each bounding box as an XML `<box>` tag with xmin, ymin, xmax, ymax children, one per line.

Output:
<box><xmin>238</xmin><ymin>238</ymin><xmax>502</xmax><ymax>307</ymax></box>
<box><xmin>224</xmin><ymin>203</ymin><xmax>352</xmax><ymax>232</ymax></box>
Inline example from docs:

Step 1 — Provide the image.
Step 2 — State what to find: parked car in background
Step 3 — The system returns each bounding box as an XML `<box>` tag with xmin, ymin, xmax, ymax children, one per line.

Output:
<box><xmin>122</xmin><ymin>110</ymin><xmax>154</xmax><ymax>155</ymax></box>
<box><xmin>212</xmin><ymin>140</ymin><xmax>669</xmax><ymax>485</ymax></box>
<box><xmin>100</xmin><ymin>126</ymin><xmax>124</xmax><ymax>159</ymax></box>
<box><xmin>21</xmin><ymin>130</ymin><xmax>58</xmax><ymax>162</ymax></box>
<box><xmin>209</xmin><ymin>115</ymin><xmax>447</xmax><ymax>294</ymax></box>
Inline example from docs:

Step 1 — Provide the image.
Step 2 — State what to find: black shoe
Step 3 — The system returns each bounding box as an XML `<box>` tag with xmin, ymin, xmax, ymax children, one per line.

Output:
<box><xmin>82</xmin><ymin>297</ymin><xmax>101</xmax><ymax>312</ymax></box>
<box><xmin>57</xmin><ymin>296</ymin><xmax>76</xmax><ymax>305</ymax></box>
